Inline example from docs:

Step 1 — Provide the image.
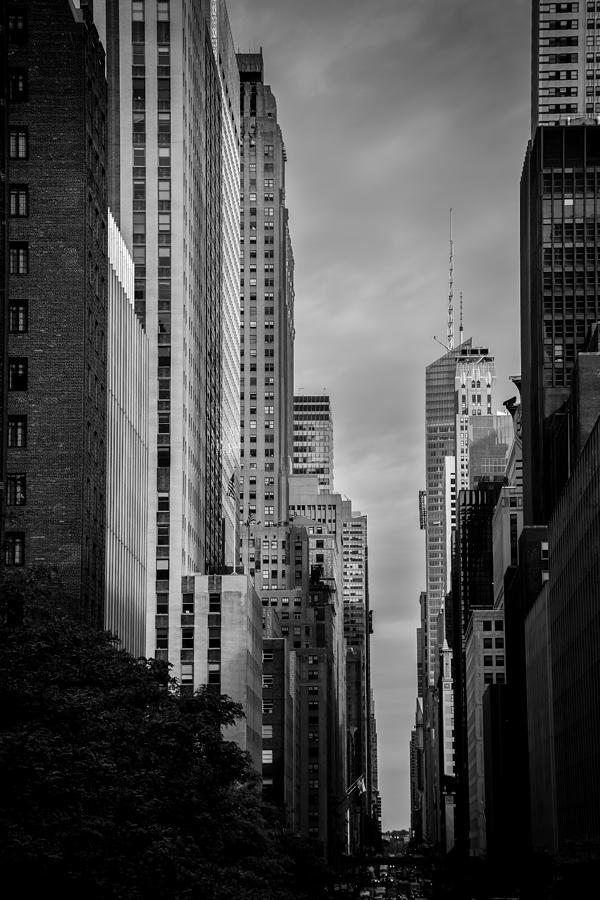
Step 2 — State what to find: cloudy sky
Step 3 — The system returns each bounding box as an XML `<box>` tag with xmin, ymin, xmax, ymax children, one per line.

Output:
<box><xmin>228</xmin><ymin>0</ymin><xmax>531</xmax><ymax>829</ymax></box>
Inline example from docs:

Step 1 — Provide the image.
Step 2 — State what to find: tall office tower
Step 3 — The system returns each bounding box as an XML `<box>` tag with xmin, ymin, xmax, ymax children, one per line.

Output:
<box><xmin>532</xmin><ymin>0</ymin><xmax>600</xmax><ymax>131</ymax></box>
<box><xmin>2</xmin><ymin>1</ymin><xmax>107</xmax><ymax>624</ymax></box>
<box><xmin>342</xmin><ymin>507</ymin><xmax>373</xmax><ymax>852</ymax></box>
<box><xmin>521</xmin><ymin>124</ymin><xmax>600</xmax><ymax>524</ymax></box>
<box><xmin>100</xmin><ymin>1</ymin><xmax>233</xmax><ymax>668</ymax></box>
<box><xmin>238</xmin><ymin>52</ymin><xmax>295</xmax><ymax>531</ymax></box>
<box><xmin>424</xmin><ymin>339</ymin><xmax>496</xmax><ymax>686</ymax></box>
<box><xmin>409</xmin><ymin>699</ymin><xmax>425</xmax><ymax>844</ymax></box>
<box><xmin>437</xmin><ymin>639</ymin><xmax>456</xmax><ymax>853</ymax></box>
<box><xmin>208</xmin><ymin>0</ymin><xmax>241</xmax><ymax>569</ymax></box>
<box><xmin>422</xmin><ymin>339</ymin><xmax>496</xmax><ymax>846</ymax></box>
<box><xmin>369</xmin><ymin>689</ymin><xmax>382</xmax><ymax>837</ymax></box>
<box><xmin>105</xmin><ymin>211</ymin><xmax>149</xmax><ymax>656</ymax></box>
<box><xmin>293</xmin><ymin>392</ymin><xmax>334</xmax><ymax>492</ymax></box>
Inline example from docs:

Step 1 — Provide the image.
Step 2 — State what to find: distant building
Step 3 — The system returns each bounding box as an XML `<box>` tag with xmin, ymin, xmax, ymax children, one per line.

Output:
<box><xmin>342</xmin><ymin>506</ymin><xmax>374</xmax><ymax>852</ymax></box>
<box><xmin>409</xmin><ymin>699</ymin><xmax>425</xmax><ymax>844</ymax></box>
<box><xmin>3</xmin><ymin>0</ymin><xmax>107</xmax><ymax>624</ymax></box>
<box><xmin>238</xmin><ymin>51</ymin><xmax>295</xmax><ymax>529</ymax></box>
<box><xmin>293</xmin><ymin>392</ymin><xmax>334</xmax><ymax>492</ymax></box>
<box><xmin>105</xmin><ymin>211</ymin><xmax>149</xmax><ymax>656</ymax></box>
<box><xmin>181</xmin><ymin>573</ymin><xmax>263</xmax><ymax>772</ymax></box>
<box><xmin>465</xmin><ymin>609</ymin><xmax>506</xmax><ymax>856</ymax></box>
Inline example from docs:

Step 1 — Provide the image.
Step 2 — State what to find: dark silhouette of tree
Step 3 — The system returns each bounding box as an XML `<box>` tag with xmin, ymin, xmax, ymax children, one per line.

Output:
<box><xmin>0</xmin><ymin>570</ymin><xmax>332</xmax><ymax>899</ymax></box>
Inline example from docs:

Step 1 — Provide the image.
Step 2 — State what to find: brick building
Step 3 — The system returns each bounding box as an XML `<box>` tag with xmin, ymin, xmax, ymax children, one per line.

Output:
<box><xmin>2</xmin><ymin>0</ymin><xmax>108</xmax><ymax>624</ymax></box>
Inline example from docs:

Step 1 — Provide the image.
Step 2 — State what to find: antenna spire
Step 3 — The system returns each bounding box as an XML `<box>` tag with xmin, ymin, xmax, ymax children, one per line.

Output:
<box><xmin>459</xmin><ymin>291</ymin><xmax>464</xmax><ymax>346</ymax></box>
<box><xmin>447</xmin><ymin>208</ymin><xmax>454</xmax><ymax>350</ymax></box>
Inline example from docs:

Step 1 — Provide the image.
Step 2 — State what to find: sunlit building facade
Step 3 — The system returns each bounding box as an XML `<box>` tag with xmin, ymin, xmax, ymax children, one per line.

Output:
<box><xmin>105</xmin><ymin>211</ymin><xmax>149</xmax><ymax>656</ymax></box>
<box><xmin>293</xmin><ymin>392</ymin><xmax>334</xmax><ymax>492</ymax></box>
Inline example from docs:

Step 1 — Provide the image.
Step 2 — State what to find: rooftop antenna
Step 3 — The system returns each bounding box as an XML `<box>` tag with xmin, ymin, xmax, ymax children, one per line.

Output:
<box><xmin>447</xmin><ymin>208</ymin><xmax>454</xmax><ymax>350</ymax></box>
<box><xmin>459</xmin><ymin>291</ymin><xmax>464</xmax><ymax>347</ymax></box>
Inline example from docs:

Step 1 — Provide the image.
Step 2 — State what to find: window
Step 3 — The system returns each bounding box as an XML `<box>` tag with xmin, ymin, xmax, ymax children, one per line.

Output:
<box><xmin>483</xmin><ymin>655</ymin><xmax>493</xmax><ymax>667</ymax></box>
<box><xmin>8</xmin><ymin>301</ymin><xmax>28</xmax><ymax>333</ymax></box>
<box><xmin>8</xmin><ymin>358</ymin><xmax>27</xmax><ymax>390</ymax></box>
<box><xmin>262</xmin><ymin>749</ymin><xmax>273</xmax><ymax>764</ymax></box>
<box><xmin>8</xmin><ymin>10</ymin><xmax>28</xmax><ymax>43</ymax></box>
<box><xmin>5</xmin><ymin>533</ymin><xmax>25</xmax><ymax>566</ymax></box>
<box><xmin>6</xmin><ymin>474</ymin><xmax>26</xmax><ymax>506</ymax></box>
<box><xmin>263</xmin><ymin>675</ymin><xmax>273</xmax><ymax>688</ymax></box>
<box><xmin>262</xmin><ymin>700</ymin><xmax>273</xmax><ymax>714</ymax></box>
<box><xmin>9</xmin><ymin>185</ymin><xmax>28</xmax><ymax>217</ymax></box>
<box><xmin>7</xmin><ymin>416</ymin><xmax>27</xmax><ymax>447</ymax></box>
<box><xmin>262</xmin><ymin>724</ymin><xmax>273</xmax><ymax>738</ymax></box>
<box><xmin>9</xmin><ymin>70</ymin><xmax>28</xmax><ymax>102</ymax></box>
<box><xmin>9</xmin><ymin>243</ymin><xmax>29</xmax><ymax>275</ymax></box>
<box><xmin>156</xmin><ymin>628</ymin><xmax>168</xmax><ymax>650</ymax></box>
<box><xmin>9</xmin><ymin>128</ymin><xmax>28</xmax><ymax>159</ymax></box>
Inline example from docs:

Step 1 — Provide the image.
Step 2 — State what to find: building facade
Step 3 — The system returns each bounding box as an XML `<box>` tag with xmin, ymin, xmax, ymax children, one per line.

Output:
<box><xmin>3</xmin><ymin>0</ymin><xmax>107</xmax><ymax>624</ymax></box>
<box><xmin>521</xmin><ymin>124</ymin><xmax>600</xmax><ymax>524</ymax></box>
<box><xmin>181</xmin><ymin>573</ymin><xmax>263</xmax><ymax>771</ymax></box>
<box><xmin>238</xmin><ymin>52</ymin><xmax>295</xmax><ymax>532</ymax></box>
<box><xmin>293</xmin><ymin>392</ymin><xmax>334</xmax><ymax>492</ymax></box>
<box><xmin>465</xmin><ymin>608</ymin><xmax>506</xmax><ymax>856</ymax></box>
<box><xmin>532</xmin><ymin>0</ymin><xmax>600</xmax><ymax>130</ymax></box>
<box><xmin>105</xmin><ymin>210</ymin><xmax>149</xmax><ymax>655</ymax></box>
<box><xmin>98</xmin><ymin>0</ymin><xmax>230</xmax><ymax>671</ymax></box>
<box><xmin>209</xmin><ymin>0</ymin><xmax>241</xmax><ymax>570</ymax></box>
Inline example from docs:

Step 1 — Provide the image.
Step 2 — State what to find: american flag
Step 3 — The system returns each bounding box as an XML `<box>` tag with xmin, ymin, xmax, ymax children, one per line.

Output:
<box><xmin>226</xmin><ymin>471</ymin><xmax>236</xmax><ymax>500</ymax></box>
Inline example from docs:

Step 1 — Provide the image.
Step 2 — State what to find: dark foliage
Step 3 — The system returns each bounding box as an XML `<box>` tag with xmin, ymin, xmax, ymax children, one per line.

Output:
<box><xmin>0</xmin><ymin>570</ymin><xmax>332</xmax><ymax>899</ymax></box>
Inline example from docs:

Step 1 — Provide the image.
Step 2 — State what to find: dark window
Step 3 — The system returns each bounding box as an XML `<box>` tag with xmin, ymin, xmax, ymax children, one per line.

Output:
<box><xmin>156</xmin><ymin>628</ymin><xmax>168</xmax><ymax>650</ymax></box>
<box><xmin>8</xmin><ymin>301</ymin><xmax>28</xmax><ymax>333</ymax></box>
<box><xmin>9</xmin><ymin>243</ymin><xmax>28</xmax><ymax>275</ymax></box>
<box><xmin>5</xmin><ymin>533</ymin><xmax>25</xmax><ymax>566</ymax></box>
<box><xmin>8</xmin><ymin>10</ymin><xmax>28</xmax><ymax>43</ymax></box>
<box><xmin>9</xmin><ymin>70</ymin><xmax>28</xmax><ymax>102</ymax></box>
<box><xmin>6</xmin><ymin>474</ymin><xmax>26</xmax><ymax>506</ymax></box>
<box><xmin>131</xmin><ymin>21</ymin><xmax>145</xmax><ymax>42</ymax></box>
<box><xmin>7</xmin><ymin>416</ymin><xmax>27</xmax><ymax>448</ymax></box>
<box><xmin>9</xmin><ymin>185</ymin><xmax>28</xmax><ymax>217</ymax></box>
<box><xmin>157</xmin><ymin>21</ymin><xmax>170</xmax><ymax>42</ymax></box>
<box><xmin>181</xmin><ymin>627</ymin><xmax>194</xmax><ymax>649</ymax></box>
<box><xmin>8</xmin><ymin>358</ymin><xmax>28</xmax><ymax>391</ymax></box>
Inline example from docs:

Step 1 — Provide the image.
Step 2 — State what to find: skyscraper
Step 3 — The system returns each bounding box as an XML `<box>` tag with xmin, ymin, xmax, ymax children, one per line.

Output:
<box><xmin>293</xmin><ymin>392</ymin><xmax>334</xmax><ymax>492</ymax></box>
<box><xmin>210</xmin><ymin>0</ymin><xmax>241</xmax><ymax>570</ymax></box>
<box><xmin>3</xmin><ymin>0</ymin><xmax>108</xmax><ymax>624</ymax></box>
<box><xmin>238</xmin><ymin>52</ymin><xmax>295</xmax><ymax>531</ymax></box>
<box><xmin>424</xmin><ymin>340</ymin><xmax>496</xmax><ymax>685</ymax></box>
<box><xmin>99</xmin><ymin>0</ymin><xmax>235</xmax><ymax>672</ymax></box>
<box><xmin>532</xmin><ymin>0</ymin><xmax>600</xmax><ymax>131</ymax></box>
<box><xmin>421</xmin><ymin>338</ymin><xmax>496</xmax><ymax>846</ymax></box>
<box><xmin>521</xmin><ymin>124</ymin><xmax>600</xmax><ymax>524</ymax></box>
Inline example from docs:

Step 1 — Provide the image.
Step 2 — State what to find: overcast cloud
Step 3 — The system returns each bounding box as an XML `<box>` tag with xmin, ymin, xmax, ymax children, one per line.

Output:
<box><xmin>228</xmin><ymin>0</ymin><xmax>531</xmax><ymax>828</ymax></box>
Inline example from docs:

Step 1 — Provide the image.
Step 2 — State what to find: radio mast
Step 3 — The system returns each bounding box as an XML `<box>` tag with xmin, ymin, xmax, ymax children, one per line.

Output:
<box><xmin>447</xmin><ymin>208</ymin><xmax>454</xmax><ymax>350</ymax></box>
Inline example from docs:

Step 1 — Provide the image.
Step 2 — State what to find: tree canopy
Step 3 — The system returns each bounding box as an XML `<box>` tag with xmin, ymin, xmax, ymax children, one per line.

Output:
<box><xmin>0</xmin><ymin>569</ymin><xmax>331</xmax><ymax>899</ymax></box>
